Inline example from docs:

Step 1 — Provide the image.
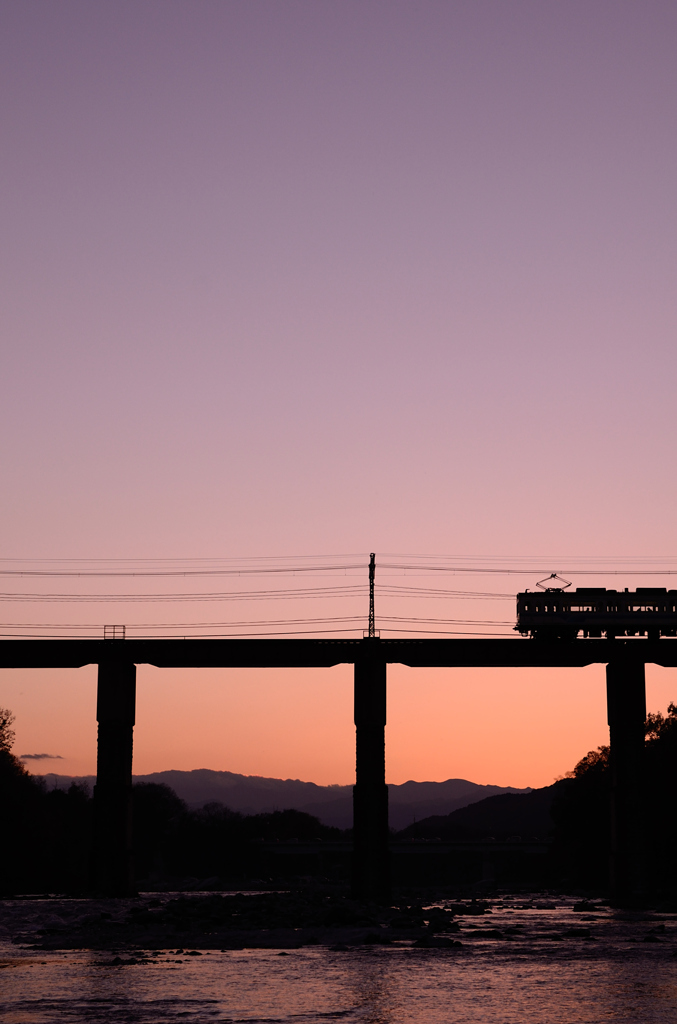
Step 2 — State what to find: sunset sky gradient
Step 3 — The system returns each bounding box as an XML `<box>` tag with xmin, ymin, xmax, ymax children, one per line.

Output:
<box><xmin>2</xmin><ymin>1</ymin><xmax>677</xmax><ymax>788</ymax></box>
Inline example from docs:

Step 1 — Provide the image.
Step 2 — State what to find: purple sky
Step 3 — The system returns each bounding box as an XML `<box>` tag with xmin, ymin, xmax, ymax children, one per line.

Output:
<box><xmin>2</xmin><ymin>1</ymin><xmax>677</xmax><ymax>784</ymax></box>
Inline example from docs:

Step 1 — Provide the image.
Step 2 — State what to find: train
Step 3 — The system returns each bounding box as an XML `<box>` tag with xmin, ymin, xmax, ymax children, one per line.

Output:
<box><xmin>516</xmin><ymin>587</ymin><xmax>677</xmax><ymax>640</ymax></box>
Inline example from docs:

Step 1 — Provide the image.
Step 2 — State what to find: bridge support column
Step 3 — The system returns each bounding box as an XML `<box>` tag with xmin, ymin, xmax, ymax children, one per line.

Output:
<box><xmin>606</xmin><ymin>659</ymin><xmax>646</xmax><ymax>904</ymax></box>
<box><xmin>92</xmin><ymin>662</ymin><xmax>136</xmax><ymax>896</ymax></box>
<box><xmin>352</xmin><ymin>655</ymin><xmax>390</xmax><ymax>902</ymax></box>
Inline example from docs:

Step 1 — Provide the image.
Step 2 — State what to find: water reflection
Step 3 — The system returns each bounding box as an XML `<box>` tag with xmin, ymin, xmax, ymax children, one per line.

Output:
<box><xmin>344</xmin><ymin>952</ymin><xmax>397</xmax><ymax>1024</ymax></box>
<box><xmin>2</xmin><ymin>905</ymin><xmax>677</xmax><ymax>1024</ymax></box>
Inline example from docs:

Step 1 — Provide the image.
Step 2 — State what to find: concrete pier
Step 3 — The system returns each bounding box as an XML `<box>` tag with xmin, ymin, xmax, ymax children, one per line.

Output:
<box><xmin>606</xmin><ymin>659</ymin><xmax>646</xmax><ymax>903</ymax></box>
<box><xmin>91</xmin><ymin>662</ymin><xmax>136</xmax><ymax>896</ymax></box>
<box><xmin>352</xmin><ymin>652</ymin><xmax>390</xmax><ymax>902</ymax></box>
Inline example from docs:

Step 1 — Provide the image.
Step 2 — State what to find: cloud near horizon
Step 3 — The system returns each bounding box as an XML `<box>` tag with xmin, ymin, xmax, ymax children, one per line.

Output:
<box><xmin>20</xmin><ymin>753</ymin><xmax>64</xmax><ymax>760</ymax></box>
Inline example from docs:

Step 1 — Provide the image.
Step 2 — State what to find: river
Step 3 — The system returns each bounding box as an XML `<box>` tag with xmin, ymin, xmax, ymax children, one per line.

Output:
<box><xmin>1</xmin><ymin>899</ymin><xmax>676</xmax><ymax>1023</ymax></box>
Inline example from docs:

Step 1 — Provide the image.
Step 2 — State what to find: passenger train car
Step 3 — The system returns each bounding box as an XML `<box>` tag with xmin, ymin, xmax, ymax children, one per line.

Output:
<box><xmin>516</xmin><ymin>588</ymin><xmax>677</xmax><ymax>639</ymax></box>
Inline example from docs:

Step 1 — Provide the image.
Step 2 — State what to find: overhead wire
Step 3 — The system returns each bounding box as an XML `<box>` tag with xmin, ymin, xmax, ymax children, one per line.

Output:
<box><xmin>0</xmin><ymin>586</ymin><xmax>514</xmax><ymax>603</ymax></box>
<box><xmin>0</xmin><ymin>585</ymin><xmax>367</xmax><ymax>603</ymax></box>
<box><xmin>2</xmin><ymin>552</ymin><xmax>675</xmax><ymax>638</ymax></box>
<box><xmin>0</xmin><ymin>564</ymin><xmax>365</xmax><ymax>579</ymax></box>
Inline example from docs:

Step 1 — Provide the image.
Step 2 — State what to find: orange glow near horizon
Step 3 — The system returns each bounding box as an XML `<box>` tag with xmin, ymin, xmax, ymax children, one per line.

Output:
<box><xmin>4</xmin><ymin>663</ymin><xmax>676</xmax><ymax>790</ymax></box>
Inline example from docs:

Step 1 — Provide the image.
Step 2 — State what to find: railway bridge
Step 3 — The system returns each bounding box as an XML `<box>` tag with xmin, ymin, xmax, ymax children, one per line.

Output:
<box><xmin>1</xmin><ymin>636</ymin><xmax>672</xmax><ymax>903</ymax></box>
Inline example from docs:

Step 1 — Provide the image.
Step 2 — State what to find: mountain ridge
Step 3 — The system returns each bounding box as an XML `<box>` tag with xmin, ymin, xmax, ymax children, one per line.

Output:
<box><xmin>35</xmin><ymin>768</ymin><xmax>530</xmax><ymax>830</ymax></box>
<box><xmin>397</xmin><ymin>783</ymin><xmax>567</xmax><ymax>840</ymax></box>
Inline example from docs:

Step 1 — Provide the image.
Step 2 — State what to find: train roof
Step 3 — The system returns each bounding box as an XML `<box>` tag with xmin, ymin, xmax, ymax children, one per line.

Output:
<box><xmin>518</xmin><ymin>587</ymin><xmax>675</xmax><ymax>595</ymax></box>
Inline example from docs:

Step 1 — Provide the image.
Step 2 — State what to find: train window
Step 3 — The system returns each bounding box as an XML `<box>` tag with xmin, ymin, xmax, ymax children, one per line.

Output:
<box><xmin>570</xmin><ymin>605</ymin><xmax>594</xmax><ymax>612</ymax></box>
<box><xmin>524</xmin><ymin>604</ymin><xmax>529</xmax><ymax>611</ymax></box>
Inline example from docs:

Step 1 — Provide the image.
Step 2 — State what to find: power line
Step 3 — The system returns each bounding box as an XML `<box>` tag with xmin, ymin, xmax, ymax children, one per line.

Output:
<box><xmin>0</xmin><ymin>627</ymin><xmax>513</xmax><ymax>639</ymax></box>
<box><xmin>380</xmin><ymin>563</ymin><xmax>677</xmax><ymax>576</ymax></box>
<box><xmin>0</xmin><ymin>585</ymin><xmax>367</xmax><ymax>603</ymax></box>
<box><xmin>0</xmin><ymin>564</ymin><xmax>366</xmax><ymax>579</ymax></box>
<box><xmin>0</xmin><ymin>615</ymin><xmax>368</xmax><ymax>629</ymax></box>
<box><xmin>0</xmin><ymin>615</ymin><xmax>513</xmax><ymax>630</ymax></box>
<box><xmin>0</xmin><ymin>586</ymin><xmax>515</xmax><ymax>602</ymax></box>
<box><xmin>3</xmin><ymin>552</ymin><xmax>677</xmax><ymax>640</ymax></box>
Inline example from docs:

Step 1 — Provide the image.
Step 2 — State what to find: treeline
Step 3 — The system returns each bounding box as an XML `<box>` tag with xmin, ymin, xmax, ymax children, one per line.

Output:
<box><xmin>132</xmin><ymin>784</ymin><xmax>343</xmax><ymax>884</ymax></box>
<box><xmin>401</xmin><ymin>703</ymin><xmax>677</xmax><ymax>894</ymax></box>
<box><xmin>0</xmin><ymin>757</ymin><xmax>343</xmax><ymax>894</ymax></box>
<box><xmin>0</xmin><ymin>749</ymin><xmax>93</xmax><ymax>893</ymax></box>
<box><xmin>551</xmin><ymin>703</ymin><xmax>677</xmax><ymax>890</ymax></box>
<box><xmin>3</xmin><ymin>704</ymin><xmax>677</xmax><ymax>895</ymax></box>
<box><xmin>1</xmin><ymin>706</ymin><xmax>345</xmax><ymax>894</ymax></box>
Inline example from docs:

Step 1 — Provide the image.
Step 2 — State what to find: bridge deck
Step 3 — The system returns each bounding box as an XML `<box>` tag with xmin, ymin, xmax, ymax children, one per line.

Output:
<box><xmin>1</xmin><ymin>637</ymin><xmax>676</xmax><ymax>668</ymax></box>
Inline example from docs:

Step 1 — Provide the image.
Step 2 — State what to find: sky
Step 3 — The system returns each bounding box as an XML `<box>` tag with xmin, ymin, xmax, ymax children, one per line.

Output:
<box><xmin>2</xmin><ymin>1</ymin><xmax>677</xmax><ymax>788</ymax></box>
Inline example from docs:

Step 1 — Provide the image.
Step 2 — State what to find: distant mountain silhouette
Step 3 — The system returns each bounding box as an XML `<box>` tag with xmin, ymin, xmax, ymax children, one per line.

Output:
<box><xmin>37</xmin><ymin>770</ymin><xmax>530</xmax><ymax>830</ymax></box>
<box><xmin>396</xmin><ymin>782</ymin><xmax>568</xmax><ymax>840</ymax></box>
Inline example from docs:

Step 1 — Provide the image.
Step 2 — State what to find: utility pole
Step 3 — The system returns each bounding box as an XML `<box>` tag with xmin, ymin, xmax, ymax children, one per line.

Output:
<box><xmin>368</xmin><ymin>552</ymin><xmax>376</xmax><ymax>638</ymax></box>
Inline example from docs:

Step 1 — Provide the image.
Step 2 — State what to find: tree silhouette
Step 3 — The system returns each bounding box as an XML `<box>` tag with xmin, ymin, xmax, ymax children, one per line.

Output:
<box><xmin>0</xmin><ymin>707</ymin><xmax>16</xmax><ymax>752</ymax></box>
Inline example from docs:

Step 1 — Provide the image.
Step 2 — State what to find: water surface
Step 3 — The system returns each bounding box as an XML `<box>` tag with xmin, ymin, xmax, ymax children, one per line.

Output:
<box><xmin>2</xmin><ymin>900</ymin><xmax>676</xmax><ymax>1023</ymax></box>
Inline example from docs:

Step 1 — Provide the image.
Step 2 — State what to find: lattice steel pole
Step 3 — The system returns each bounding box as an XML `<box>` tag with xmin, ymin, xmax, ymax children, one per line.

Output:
<box><xmin>368</xmin><ymin>553</ymin><xmax>376</xmax><ymax>638</ymax></box>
